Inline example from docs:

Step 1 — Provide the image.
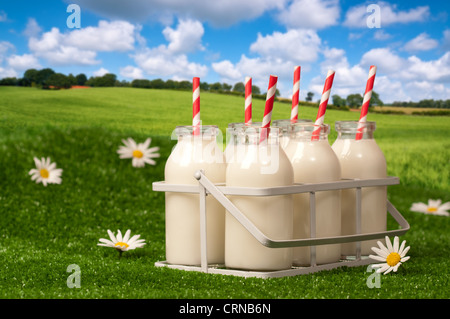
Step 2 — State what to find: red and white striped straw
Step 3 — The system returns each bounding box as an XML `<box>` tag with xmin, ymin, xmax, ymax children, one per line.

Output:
<box><xmin>260</xmin><ymin>75</ymin><xmax>278</xmax><ymax>143</ymax></box>
<box><xmin>311</xmin><ymin>70</ymin><xmax>335</xmax><ymax>141</ymax></box>
<box><xmin>244</xmin><ymin>76</ymin><xmax>252</xmax><ymax>125</ymax></box>
<box><xmin>192</xmin><ymin>77</ymin><xmax>201</xmax><ymax>135</ymax></box>
<box><xmin>356</xmin><ymin>65</ymin><xmax>377</xmax><ymax>140</ymax></box>
<box><xmin>290</xmin><ymin>66</ymin><xmax>301</xmax><ymax>122</ymax></box>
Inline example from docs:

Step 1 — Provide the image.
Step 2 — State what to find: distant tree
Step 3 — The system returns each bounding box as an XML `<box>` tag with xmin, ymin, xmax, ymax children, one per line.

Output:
<box><xmin>165</xmin><ymin>79</ymin><xmax>177</xmax><ymax>89</ymax></box>
<box><xmin>200</xmin><ymin>81</ymin><xmax>210</xmax><ymax>91</ymax></box>
<box><xmin>332</xmin><ymin>94</ymin><xmax>346</xmax><ymax>107</ymax></box>
<box><xmin>76</xmin><ymin>73</ymin><xmax>87</xmax><ymax>86</ymax></box>
<box><xmin>369</xmin><ymin>91</ymin><xmax>383</xmax><ymax>107</ymax></box>
<box><xmin>45</xmin><ymin>73</ymin><xmax>72</xmax><ymax>89</ymax></box>
<box><xmin>233</xmin><ymin>82</ymin><xmax>245</xmax><ymax>93</ymax></box>
<box><xmin>210</xmin><ymin>82</ymin><xmax>222</xmax><ymax>91</ymax></box>
<box><xmin>306</xmin><ymin>91</ymin><xmax>314</xmax><ymax>102</ymax></box>
<box><xmin>150</xmin><ymin>78</ymin><xmax>165</xmax><ymax>89</ymax></box>
<box><xmin>275</xmin><ymin>89</ymin><xmax>280</xmax><ymax>97</ymax></box>
<box><xmin>222</xmin><ymin>83</ymin><xmax>232</xmax><ymax>91</ymax></box>
<box><xmin>86</xmin><ymin>73</ymin><xmax>117</xmax><ymax>87</ymax></box>
<box><xmin>23</xmin><ymin>68</ymin><xmax>39</xmax><ymax>86</ymax></box>
<box><xmin>0</xmin><ymin>77</ymin><xmax>18</xmax><ymax>86</ymax></box>
<box><xmin>36</xmin><ymin>68</ymin><xmax>56</xmax><ymax>86</ymax></box>
<box><xmin>131</xmin><ymin>79</ymin><xmax>151</xmax><ymax>88</ymax></box>
<box><xmin>346</xmin><ymin>93</ymin><xmax>363</xmax><ymax>108</ymax></box>
<box><xmin>252</xmin><ymin>85</ymin><xmax>260</xmax><ymax>95</ymax></box>
<box><xmin>67</xmin><ymin>73</ymin><xmax>77</xmax><ymax>86</ymax></box>
<box><xmin>178</xmin><ymin>80</ymin><xmax>191</xmax><ymax>90</ymax></box>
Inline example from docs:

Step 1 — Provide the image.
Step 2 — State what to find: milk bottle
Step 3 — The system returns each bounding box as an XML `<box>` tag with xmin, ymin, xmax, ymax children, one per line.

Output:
<box><xmin>331</xmin><ymin>121</ymin><xmax>387</xmax><ymax>256</ymax></box>
<box><xmin>165</xmin><ymin>125</ymin><xmax>226</xmax><ymax>265</ymax></box>
<box><xmin>225</xmin><ymin>122</ymin><xmax>262</xmax><ymax>163</ymax></box>
<box><xmin>225</xmin><ymin>127</ymin><xmax>294</xmax><ymax>271</ymax></box>
<box><xmin>284</xmin><ymin>123</ymin><xmax>341</xmax><ymax>265</ymax></box>
<box><xmin>272</xmin><ymin>119</ymin><xmax>312</xmax><ymax>149</ymax></box>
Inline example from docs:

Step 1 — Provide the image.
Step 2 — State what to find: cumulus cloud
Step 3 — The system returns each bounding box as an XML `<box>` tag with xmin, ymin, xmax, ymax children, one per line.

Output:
<box><xmin>7</xmin><ymin>54</ymin><xmax>41</xmax><ymax>70</ymax></box>
<box><xmin>27</xmin><ymin>20</ymin><xmax>136</xmax><ymax>66</ymax></box>
<box><xmin>250</xmin><ymin>29</ymin><xmax>321</xmax><ymax>63</ymax></box>
<box><xmin>344</xmin><ymin>2</ymin><xmax>430</xmax><ymax>28</ymax></box>
<box><xmin>70</xmin><ymin>0</ymin><xmax>282</xmax><ymax>27</ymax></box>
<box><xmin>23</xmin><ymin>18</ymin><xmax>42</xmax><ymax>38</ymax></box>
<box><xmin>92</xmin><ymin>68</ymin><xmax>110</xmax><ymax>77</ymax></box>
<box><xmin>162</xmin><ymin>19</ymin><xmax>204</xmax><ymax>54</ymax></box>
<box><xmin>403</xmin><ymin>32</ymin><xmax>439</xmax><ymax>52</ymax></box>
<box><xmin>276</xmin><ymin>0</ymin><xmax>340</xmax><ymax>29</ymax></box>
<box><xmin>120</xmin><ymin>65</ymin><xmax>144</xmax><ymax>79</ymax></box>
<box><xmin>131</xmin><ymin>19</ymin><xmax>208</xmax><ymax>80</ymax></box>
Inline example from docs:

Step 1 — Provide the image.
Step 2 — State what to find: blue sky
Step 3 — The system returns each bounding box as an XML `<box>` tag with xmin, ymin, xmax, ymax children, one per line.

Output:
<box><xmin>0</xmin><ymin>0</ymin><xmax>449</xmax><ymax>102</ymax></box>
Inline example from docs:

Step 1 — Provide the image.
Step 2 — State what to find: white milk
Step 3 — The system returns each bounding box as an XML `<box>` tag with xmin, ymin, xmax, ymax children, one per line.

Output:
<box><xmin>273</xmin><ymin>119</ymin><xmax>312</xmax><ymax>149</ymax></box>
<box><xmin>165</xmin><ymin>125</ymin><xmax>226</xmax><ymax>265</ymax></box>
<box><xmin>224</xmin><ymin>122</ymin><xmax>261</xmax><ymax>163</ymax></box>
<box><xmin>284</xmin><ymin>123</ymin><xmax>341</xmax><ymax>265</ymax></box>
<box><xmin>331</xmin><ymin>121</ymin><xmax>387</xmax><ymax>256</ymax></box>
<box><xmin>225</xmin><ymin>127</ymin><xmax>294</xmax><ymax>271</ymax></box>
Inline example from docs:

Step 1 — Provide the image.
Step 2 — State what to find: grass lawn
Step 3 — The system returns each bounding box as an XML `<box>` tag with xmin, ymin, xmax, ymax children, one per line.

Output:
<box><xmin>0</xmin><ymin>86</ymin><xmax>449</xmax><ymax>300</ymax></box>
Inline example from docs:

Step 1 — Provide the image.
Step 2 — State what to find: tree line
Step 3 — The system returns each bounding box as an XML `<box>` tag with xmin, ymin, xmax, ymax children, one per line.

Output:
<box><xmin>1</xmin><ymin>68</ymin><xmax>449</xmax><ymax>108</ymax></box>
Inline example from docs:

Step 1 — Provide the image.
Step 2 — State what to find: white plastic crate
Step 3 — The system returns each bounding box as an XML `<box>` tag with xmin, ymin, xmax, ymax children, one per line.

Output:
<box><xmin>152</xmin><ymin>171</ymin><xmax>409</xmax><ymax>279</ymax></box>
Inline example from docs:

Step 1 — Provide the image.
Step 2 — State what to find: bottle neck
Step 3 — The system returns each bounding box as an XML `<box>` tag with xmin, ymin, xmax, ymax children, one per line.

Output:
<box><xmin>287</xmin><ymin>123</ymin><xmax>330</xmax><ymax>142</ymax></box>
<box><xmin>335</xmin><ymin>121</ymin><xmax>376</xmax><ymax>140</ymax></box>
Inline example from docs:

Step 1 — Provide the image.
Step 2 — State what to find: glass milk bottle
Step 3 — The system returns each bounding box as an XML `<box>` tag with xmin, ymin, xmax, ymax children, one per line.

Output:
<box><xmin>331</xmin><ymin>121</ymin><xmax>387</xmax><ymax>256</ymax></box>
<box><xmin>273</xmin><ymin>119</ymin><xmax>312</xmax><ymax>149</ymax></box>
<box><xmin>225</xmin><ymin>127</ymin><xmax>294</xmax><ymax>271</ymax></box>
<box><xmin>284</xmin><ymin>123</ymin><xmax>341</xmax><ymax>265</ymax></box>
<box><xmin>225</xmin><ymin>122</ymin><xmax>262</xmax><ymax>163</ymax></box>
<box><xmin>165</xmin><ymin>125</ymin><xmax>226</xmax><ymax>265</ymax></box>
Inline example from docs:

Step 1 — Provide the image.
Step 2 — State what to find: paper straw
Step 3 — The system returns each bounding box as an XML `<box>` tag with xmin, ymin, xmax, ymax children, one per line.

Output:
<box><xmin>311</xmin><ymin>70</ymin><xmax>335</xmax><ymax>141</ymax></box>
<box><xmin>356</xmin><ymin>65</ymin><xmax>377</xmax><ymax>140</ymax></box>
<box><xmin>244</xmin><ymin>76</ymin><xmax>252</xmax><ymax>125</ymax></box>
<box><xmin>192</xmin><ymin>77</ymin><xmax>200</xmax><ymax>135</ymax></box>
<box><xmin>260</xmin><ymin>75</ymin><xmax>278</xmax><ymax>143</ymax></box>
<box><xmin>290</xmin><ymin>66</ymin><xmax>301</xmax><ymax>122</ymax></box>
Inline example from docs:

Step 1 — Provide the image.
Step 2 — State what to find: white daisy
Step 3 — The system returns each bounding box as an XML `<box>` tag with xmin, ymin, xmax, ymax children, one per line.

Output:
<box><xmin>369</xmin><ymin>236</ymin><xmax>410</xmax><ymax>275</ymax></box>
<box><xmin>97</xmin><ymin>229</ymin><xmax>146</xmax><ymax>252</ymax></box>
<box><xmin>29</xmin><ymin>157</ymin><xmax>63</xmax><ymax>186</ymax></box>
<box><xmin>410</xmin><ymin>199</ymin><xmax>450</xmax><ymax>216</ymax></box>
<box><xmin>117</xmin><ymin>137</ymin><xmax>160</xmax><ymax>167</ymax></box>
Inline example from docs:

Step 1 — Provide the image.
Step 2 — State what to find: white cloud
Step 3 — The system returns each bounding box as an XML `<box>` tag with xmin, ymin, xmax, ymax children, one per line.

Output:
<box><xmin>93</xmin><ymin>67</ymin><xmax>110</xmax><ymax>77</ymax></box>
<box><xmin>27</xmin><ymin>20</ymin><xmax>136</xmax><ymax>66</ymax></box>
<box><xmin>0</xmin><ymin>41</ymin><xmax>15</xmax><ymax>63</ymax></box>
<box><xmin>131</xmin><ymin>19</ymin><xmax>208</xmax><ymax>80</ymax></box>
<box><xmin>403</xmin><ymin>32</ymin><xmax>439</xmax><ymax>52</ymax></box>
<box><xmin>250</xmin><ymin>29</ymin><xmax>321</xmax><ymax>63</ymax></box>
<box><xmin>0</xmin><ymin>11</ymin><xmax>7</xmax><ymax>22</ymax></box>
<box><xmin>162</xmin><ymin>19</ymin><xmax>204</xmax><ymax>54</ymax></box>
<box><xmin>72</xmin><ymin>0</ymin><xmax>283</xmax><ymax>27</ymax></box>
<box><xmin>211</xmin><ymin>60</ymin><xmax>241</xmax><ymax>81</ymax></box>
<box><xmin>66</xmin><ymin>20</ymin><xmax>136</xmax><ymax>52</ymax></box>
<box><xmin>120</xmin><ymin>65</ymin><xmax>144</xmax><ymax>79</ymax></box>
<box><xmin>344</xmin><ymin>2</ymin><xmax>430</xmax><ymax>28</ymax></box>
<box><xmin>373</xmin><ymin>30</ymin><xmax>392</xmax><ymax>41</ymax></box>
<box><xmin>276</xmin><ymin>0</ymin><xmax>340</xmax><ymax>29</ymax></box>
<box><xmin>23</xmin><ymin>18</ymin><xmax>42</xmax><ymax>38</ymax></box>
<box><xmin>360</xmin><ymin>48</ymin><xmax>406</xmax><ymax>73</ymax></box>
<box><xmin>7</xmin><ymin>54</ymin><xmax>41</xmax><ymax>70</ymax></box>
<box><xmin>0</xmin><ymin>67</ymin><xmax>17</xmax><ymax>79</ymax></box>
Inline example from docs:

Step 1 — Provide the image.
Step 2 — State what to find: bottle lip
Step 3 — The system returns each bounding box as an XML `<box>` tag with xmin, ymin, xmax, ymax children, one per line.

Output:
<box><xmin>288</xmin><ymin>122</ymin><xmax>330</xmax><ymax>138</ymax></box>
<box><xmin>335</xmin><ymin>121</ymin><xmax>376</xmax><ymax>133</ymax></box>
<box><xmin>173</xmin><ymin>125</ymin><xmax>220</xmax><ymax>138</ymax></box>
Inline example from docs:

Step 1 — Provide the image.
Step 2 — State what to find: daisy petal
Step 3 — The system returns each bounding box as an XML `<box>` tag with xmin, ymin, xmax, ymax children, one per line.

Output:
<box><xmin>107</xmin><ymin>229</ymin><xmax>117</xmax><ymax>243</ymax></box>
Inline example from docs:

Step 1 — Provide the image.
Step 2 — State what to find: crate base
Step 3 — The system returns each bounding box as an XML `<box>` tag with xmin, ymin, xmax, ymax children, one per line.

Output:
<box><xmin>154</xmin><ymin>256</ymin><xmax>373</xmax><ymax>279</ymax></box>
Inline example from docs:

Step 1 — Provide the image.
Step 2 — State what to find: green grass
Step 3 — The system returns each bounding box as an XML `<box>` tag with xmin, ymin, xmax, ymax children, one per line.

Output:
<box><xmin>0</xmin><ymin>86</ymin><xmax>449</xmax><ymax>299</ymax></box>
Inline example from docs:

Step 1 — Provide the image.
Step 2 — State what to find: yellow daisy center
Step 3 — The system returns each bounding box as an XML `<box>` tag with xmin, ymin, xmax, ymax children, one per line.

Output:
<box><xmin>115</xmin><ymin>242</ymin><xmax>129</xmax><ymax>248</ymax></box>
<box><xmin>386</xmin><ymin>252</ymin><xmax>401</xmax><ymax>266</ymax></box>
<box><xmin>426</xmin><ymin>207</ymin><xmax>437</xmax><ymax>213</ymax></box>
<box><xmin>40</xmin><ymin>169</ymin><xmax>49</xmax><ymax>179</ymax></box>
<box><xmin>132</xmin><ymin>150</ymin><xmax>144</xmax><ymax>158</ymax></box>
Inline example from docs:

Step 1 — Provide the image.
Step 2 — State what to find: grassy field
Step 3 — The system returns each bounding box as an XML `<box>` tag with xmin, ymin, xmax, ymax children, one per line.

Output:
<box><xmin>0</xmin><ymin>86</ymin><xmax>449</xmax><ymax>300</ymax></box>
